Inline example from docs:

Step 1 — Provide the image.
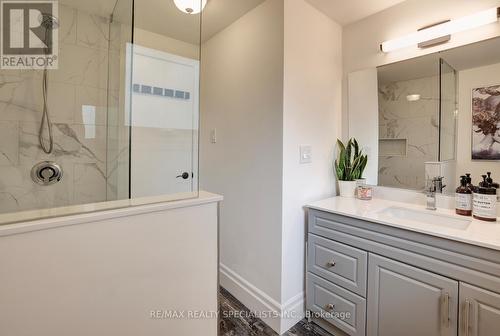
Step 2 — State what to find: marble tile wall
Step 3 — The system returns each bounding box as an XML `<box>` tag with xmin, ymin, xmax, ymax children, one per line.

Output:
<box><xmin>0</xmin><ymin>5</ymin><xmax>126</xmax><ymax>214</ymax></box>
<box><xmin>378</xmin><ymin>76</ymin><xmax>440</xmax><ymax>191</ymax></box>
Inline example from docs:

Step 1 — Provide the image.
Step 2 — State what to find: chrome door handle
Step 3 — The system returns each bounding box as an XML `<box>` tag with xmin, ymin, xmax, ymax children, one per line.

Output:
<box><xmin>463</xmin><ymin>299</ymin><xmax>471</xmax><ymax>336</ymax></box>
<box><xmin>441</xmin><ymin>293</ymin><xmax>450</xmax><ymax>328</ymax></box>
<box><xmin>176</xmin><ymin>172</ymin><xmax>190</xmax><ymax>179</ymax></box>
<box><xmin>325</xmin><ymin>303</ymin><xmax>335</xmax><ymax>311</ymax></box>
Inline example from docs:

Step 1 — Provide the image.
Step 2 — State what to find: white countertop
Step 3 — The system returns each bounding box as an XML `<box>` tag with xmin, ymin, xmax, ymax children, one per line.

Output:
<box><xmin>307</xmin><ymin>196</ymin><xmax>500</xmax><ymax>252</ymax></box>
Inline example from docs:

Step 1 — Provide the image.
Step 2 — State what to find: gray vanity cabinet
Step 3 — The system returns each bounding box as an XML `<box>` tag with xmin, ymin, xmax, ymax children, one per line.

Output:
<box><xmin>367</xmin><ymin>254</ymin><xmax>458</xmax><ymax>336</ymax></box>
<box><xmin>460</xmin><ymin>283</ymin><xmax>500</xmax><ymax>336</ymax></box>
<box><xmin>306</xmin><ymin>208</ymin><xmax>500</xmax><ymax>336</ymax></box>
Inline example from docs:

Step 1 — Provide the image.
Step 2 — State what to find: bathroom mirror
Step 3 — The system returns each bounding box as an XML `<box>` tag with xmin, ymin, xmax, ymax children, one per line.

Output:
<box><xmin>348</xmin><ymin>37</ymin><xmax>500</xmax><ymax>195</ymax></box>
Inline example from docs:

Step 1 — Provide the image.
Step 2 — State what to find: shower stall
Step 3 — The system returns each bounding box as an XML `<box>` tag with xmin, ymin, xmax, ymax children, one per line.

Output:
<box><xmin>0</xmin><ymin>0</ymin><xmax>202</xmax><ymax>222</ymax></box>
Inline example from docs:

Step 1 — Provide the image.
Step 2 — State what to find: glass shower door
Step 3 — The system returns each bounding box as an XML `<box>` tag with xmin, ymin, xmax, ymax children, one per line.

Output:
<box><xmin>439</xmin><ymin>58</ymin><xmax>457</xmax><ymax>162</ymax></box>
<box><xmin>126</xmin><ymin>0</ymin><xmax>201</xmax><ymax>199</ymax></box>
<box><xmin>128</xmin><ymin>45</ymin><xmax>199</xmax><ymax>198</ymax></box>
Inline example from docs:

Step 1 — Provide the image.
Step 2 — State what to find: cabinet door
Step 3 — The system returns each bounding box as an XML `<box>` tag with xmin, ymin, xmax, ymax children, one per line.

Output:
<box><xmin>367</xmin><ymin>254</ymin><xmax>458</xmax><ymax>336</ymax></box>
<box><xmin>460</xmin><ymin>283</ymin><xmax>500</xmax><ymax>336</ymax></box>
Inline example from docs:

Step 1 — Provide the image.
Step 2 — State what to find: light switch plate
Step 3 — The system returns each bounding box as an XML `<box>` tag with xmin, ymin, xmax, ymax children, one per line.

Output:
<box><xmin>300</xmin><ymin>145</ymin><xmax>312</xmax><ymax>164</ymax></box>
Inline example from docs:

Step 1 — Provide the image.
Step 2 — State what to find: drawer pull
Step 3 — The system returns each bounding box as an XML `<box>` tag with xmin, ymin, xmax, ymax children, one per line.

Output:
<box><xmin>325</xmin><ymin>304</ymin><xmax>335</xmax><ymax>311</ymax></box>
<box><xmin>326</xmin><ymin>261</ymin><xmax>336</xmax><ymax>268</ymax></box>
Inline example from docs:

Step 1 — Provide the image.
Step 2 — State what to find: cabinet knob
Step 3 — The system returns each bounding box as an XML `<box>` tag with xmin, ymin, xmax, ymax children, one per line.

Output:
<box><xmin>325</xmin><ymin>304</ymin><xmax>335</xmax><ymax>311</ymax></box>
<box><xmin>327</xmin><ymin>261</ymin><xmax>336</xmax><ymax>268</ymax></box>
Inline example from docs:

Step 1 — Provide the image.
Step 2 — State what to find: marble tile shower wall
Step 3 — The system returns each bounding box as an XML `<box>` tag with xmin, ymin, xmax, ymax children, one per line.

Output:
<box><xmin>378</xmin><ymin>76</ymin><xmax>439</xmax><ymax>191</ymax></box>
<box><xmin>0</xmin><ymin>5</ymin><xmax>121</xmax><ymax>213</ymax></box>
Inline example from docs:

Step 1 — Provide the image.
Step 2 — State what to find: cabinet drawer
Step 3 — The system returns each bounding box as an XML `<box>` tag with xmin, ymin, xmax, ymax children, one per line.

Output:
<box><xmin>307</xmin><ymin>272</ymin><xmax>366</xmax><ymax>336</ymax></box>
<box><xmin>308</xmin><ymin>234</ymin><xmax>367</xmax><ymax>297</ymax></box>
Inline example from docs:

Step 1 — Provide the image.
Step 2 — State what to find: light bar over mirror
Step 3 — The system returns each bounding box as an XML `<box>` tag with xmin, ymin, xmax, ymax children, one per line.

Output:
<box><xmin>381</xmin><ymin>7</ymin><xmax>500</xmax><ymax>53</ymax></box>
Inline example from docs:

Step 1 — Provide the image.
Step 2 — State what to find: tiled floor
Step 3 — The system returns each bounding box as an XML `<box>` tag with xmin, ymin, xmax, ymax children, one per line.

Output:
<box><xmin>219</xmin><ymin>287</ymin><xmax>333</xmax><ymax>336</ymax></box>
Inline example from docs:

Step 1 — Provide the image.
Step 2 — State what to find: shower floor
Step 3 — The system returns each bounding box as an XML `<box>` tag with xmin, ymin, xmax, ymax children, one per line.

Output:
<box><xmin>219</xmin><ymin>287</ymin><xmax>333</xmax><ymax>336</ymax></box>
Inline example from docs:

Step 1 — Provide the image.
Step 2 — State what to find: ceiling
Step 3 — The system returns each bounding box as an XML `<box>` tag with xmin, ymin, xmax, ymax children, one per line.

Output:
<box><xmin>304</xmin><ymin>0</ymin><xmax>408</xmax><ymax>26</ymax></box>
<box><xmin>60</xmin><ymin>0</ymin><xmax>265</xmax><ymax>45</ymax></box>
<box><xmin>132</xmin><ymin>0</ymin><xmax>265</xmax><ymax>44</ymax></box>
<box><xmin>378</xmin><ymin>37</ymin><xmax>500</xmax><ymax>84</ymax></box>
<box><xmin>60</xmin><ymin>0</ymin><xmax>411</xmax><ymax>44</ymax></box>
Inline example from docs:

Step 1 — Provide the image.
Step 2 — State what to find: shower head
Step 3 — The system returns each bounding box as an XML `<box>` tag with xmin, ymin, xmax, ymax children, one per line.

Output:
<box><xmin>39</xmin><ymin>13</ymin><xmax>59</xmax><ymax>30</ymax></box>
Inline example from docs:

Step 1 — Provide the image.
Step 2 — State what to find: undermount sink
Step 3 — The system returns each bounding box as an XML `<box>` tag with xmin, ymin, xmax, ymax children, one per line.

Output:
<box><xmin>377</xmin><ymin>206</ymin><xmax>471</xmax><ymax>230</ymax></box>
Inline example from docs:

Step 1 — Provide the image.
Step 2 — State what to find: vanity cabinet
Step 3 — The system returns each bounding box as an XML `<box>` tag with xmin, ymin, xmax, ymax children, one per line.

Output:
<box><xmin>306</xmin><ymin>209</ymin><xmax>500</xmax><ymax>336</ymax></box>
<box><xmin>459</xmin><ymin>283</ymin><xmax>500</xmax><ymax>336</ymax></box>
<box><xmin>367</xmin><ymin>254</ymin><xmax>458</xmax><ymax>336</ymax></box>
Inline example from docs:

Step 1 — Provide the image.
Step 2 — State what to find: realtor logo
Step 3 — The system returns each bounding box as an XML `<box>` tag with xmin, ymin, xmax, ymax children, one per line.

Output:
<box><xmin>1</xmin><ymin>1</ymin><xmax>58</xmax><ymax>69</ymax></box>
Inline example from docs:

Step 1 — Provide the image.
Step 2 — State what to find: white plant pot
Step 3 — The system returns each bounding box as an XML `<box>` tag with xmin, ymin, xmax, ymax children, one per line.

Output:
<box><xmin>338</xmin><ymin>180</ymin><xmax>357</xmax><ymax>198</ymax></box>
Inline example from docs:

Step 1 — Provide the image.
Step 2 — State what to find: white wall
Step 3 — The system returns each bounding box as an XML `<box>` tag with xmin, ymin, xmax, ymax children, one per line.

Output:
<box><xmin>200</xmin><ymin>0</ymin><xmax>285</xmax><ymax>325</ymax></box>
<box><xmin>282</xmin><ymin>0</ymin><xmax>342</xmax><ymax>330</ymax></box>
<box><xmin>201</xmin><ymin>0</ymin><xmax>342</xmax><ymax>333</ymax></box>
<box><xmin>342</xmin><ymin>0</ymin><xmax>500</xmax><ymax>139</ymax></box>
<box><xmin>457</xmin><ymin>62</ymin><xmax>500</xmax><ymax>183</ymax></box>
<box><xmin>348</xmin><ymin>69</ymin><xmax>379</xmax><ymax>185</ymax></box>
<box><xmin>134</xmin><ymin>28</ymin><xmax>199</xmax><ymax>60</ymax></box>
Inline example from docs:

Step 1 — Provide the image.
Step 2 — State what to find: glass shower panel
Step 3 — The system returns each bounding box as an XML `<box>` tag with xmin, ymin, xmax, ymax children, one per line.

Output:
<box><xmin>106</xmin><ymin>0</ymin><xmax>134</xmax><ymax>201</ymax></box>
<box><xmin>439</xmin><ymin>58</ymin><xmax>457</xmax><ymax>162</ymax></box>
<box><xmin>0</xmin><ymin>0</ymin><xmax>131</xmax><ymax>214</ymax></box>
<box><xmin>128</xmin><ymin>0</ymin><xmax>201</xmax><ymax>199</ymax></box>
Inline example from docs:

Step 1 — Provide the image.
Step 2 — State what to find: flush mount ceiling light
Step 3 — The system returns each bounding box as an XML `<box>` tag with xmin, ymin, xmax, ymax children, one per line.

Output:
<box><xmin>381</xmin><ymin>7</ymin><xmax>500</xmax><ymax>53</ymax></box>
<box><xmin>173</xmin><ymin>0</ymin><xmax>207</xmax><ymax>14</ymax></box>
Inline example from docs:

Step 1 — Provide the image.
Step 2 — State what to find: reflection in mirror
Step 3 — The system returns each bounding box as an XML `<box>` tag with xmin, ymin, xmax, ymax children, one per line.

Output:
<box><xmin>349</xmin><ymin>37</ymin><xmax>500</xmax><ymax>195</ymax></box>
<box><xmin>377</xmin><ymin>54</ymin><xmax>444</xmax><ymax>191</ymax></box>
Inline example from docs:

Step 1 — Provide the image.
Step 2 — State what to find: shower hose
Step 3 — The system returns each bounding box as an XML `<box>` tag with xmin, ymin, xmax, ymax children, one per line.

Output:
<box><xmin>39</xmin><ymin>68</ymin><xmax>54</xmax><ymax>154</ymax></box>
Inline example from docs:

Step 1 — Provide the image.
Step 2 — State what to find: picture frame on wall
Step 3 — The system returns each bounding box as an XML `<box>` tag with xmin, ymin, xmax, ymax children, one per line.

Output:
<box><xmin>472</xmin><ymin>85</ymin><xmax>500</xmax><ymax>160</ymax></box>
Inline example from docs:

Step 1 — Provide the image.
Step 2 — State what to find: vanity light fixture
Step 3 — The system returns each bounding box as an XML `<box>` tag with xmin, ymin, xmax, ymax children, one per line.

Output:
<box><xmin>173</xmin><ymin>0</ymin><xmax>207</xmax><ymax>14</ymax></box>
<box><xmin>381</xmin><ymin>7</ymin><xmax>500</xmax><ymax>53</ymax></box>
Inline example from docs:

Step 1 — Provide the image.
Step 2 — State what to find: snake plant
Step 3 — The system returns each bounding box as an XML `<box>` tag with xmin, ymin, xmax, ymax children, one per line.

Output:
<box><xmin>334</xmin><ymin>138</ymin><xmax>368</xmax><ymax>181</ymax></box>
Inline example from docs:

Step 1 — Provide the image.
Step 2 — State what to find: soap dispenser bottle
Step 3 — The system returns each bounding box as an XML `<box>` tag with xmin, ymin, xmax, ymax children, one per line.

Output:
<box><xmin>486</xmin><ymin>172</ymin><xmax>500</xmax><ymax>201</ymax></box>
<box><xmin>465</xmin><ymin>173</ymin><xmax>475</xmax><ymax>192</ymax></box>
<box><xmin>456</xmin><ymin>176</ymin><xmax>472</xmax><ymax>216</ymax></box>
<box><xmin>473</xmin><ymin>176</ymin><xmax>497</xmax><ymax>222</ymax></box>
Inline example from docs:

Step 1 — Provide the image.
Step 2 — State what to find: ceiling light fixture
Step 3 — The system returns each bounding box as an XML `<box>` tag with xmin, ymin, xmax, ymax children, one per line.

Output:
<box><xmin>173</xmin><ymin>0</ymin><xmax>207</xmax><ymax>14</ymax></box>
<box><xmin>381</xmin><ymin>7</ymin><xmax>500</xmax><ymax>53</ymax></box>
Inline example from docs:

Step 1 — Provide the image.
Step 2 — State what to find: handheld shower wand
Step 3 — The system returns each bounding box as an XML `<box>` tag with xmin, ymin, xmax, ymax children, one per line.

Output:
<box><xmin>38</xmin><ymin>13</ymin><xmax>59</xmax><ymax>154</ymax></box>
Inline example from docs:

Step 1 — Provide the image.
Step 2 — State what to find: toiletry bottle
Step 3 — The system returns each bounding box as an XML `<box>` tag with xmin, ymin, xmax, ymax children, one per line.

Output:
<box><xmin>456</xmin><ymin>176</ymin><xmax>472</xmax><ymax>216</ymax></box>
<box><xmin>465</xmin><ymin>173</ymin><xmax>475</xmax><ymax>192</ymax></box>
<box><xmin>486</xmin><ymin>172</ymin><xmax>500</xmax><ymax>201</ymax></box>
<box><xmin>473</xmin><ymin>177</ymin><xmax>497</xmax><ymax>222</ymax></box>
<box><xmin>479</xmin><ymin>175</ymin><xmax>487</xmax><ymax>187</ymax></box>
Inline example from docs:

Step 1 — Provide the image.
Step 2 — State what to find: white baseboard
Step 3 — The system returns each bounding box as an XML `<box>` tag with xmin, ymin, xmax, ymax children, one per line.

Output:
<box><xmin>219</xmin><ymin>263</ymin><xmax>304</xmax><ymax>335</ymax></box>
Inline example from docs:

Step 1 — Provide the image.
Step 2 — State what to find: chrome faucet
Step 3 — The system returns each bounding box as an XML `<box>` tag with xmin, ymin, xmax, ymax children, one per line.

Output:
<box><xmin>425</xmin><ymin>177</ymin><xmax>445</xmax><ymax>211</ymax></box>
<box><xmin>432</xmin><ymin>176</ymin><xmax>446</xmax><ymax>194</ymax></box>
<box><xmin>425</xmin><ymin>186</ymin><xmax>437</xmax><ymax>211</ymax></box>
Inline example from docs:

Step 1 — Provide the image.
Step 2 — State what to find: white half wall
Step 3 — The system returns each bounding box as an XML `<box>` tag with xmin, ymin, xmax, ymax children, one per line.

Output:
<box><xmin>0</xmin><ymin>193</ymin><xmax>221</xmax><ymax>336</ymax></box>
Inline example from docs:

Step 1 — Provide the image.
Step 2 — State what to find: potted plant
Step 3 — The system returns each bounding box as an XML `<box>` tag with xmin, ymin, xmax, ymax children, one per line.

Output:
<box><xmin>334</xmin><ymin>138</ymin><xmax>368</xmax><ymax>197</ymax></box>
